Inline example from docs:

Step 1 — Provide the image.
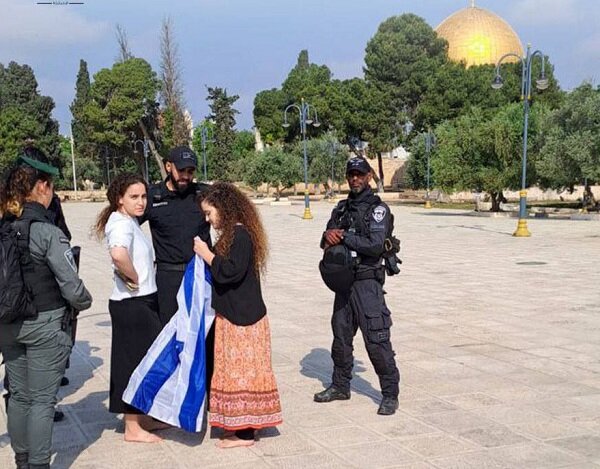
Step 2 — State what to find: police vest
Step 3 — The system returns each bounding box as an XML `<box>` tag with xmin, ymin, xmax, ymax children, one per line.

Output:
<box><xmin>14</xmin><ymin>205</ymin><xmax>66</xmax><ymax>312</ymax></box>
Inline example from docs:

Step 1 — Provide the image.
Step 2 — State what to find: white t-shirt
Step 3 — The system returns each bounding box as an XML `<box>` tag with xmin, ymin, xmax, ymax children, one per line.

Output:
<box><xmin>105</xmin><ymin>211</ymin><xmax>157</xmax><ymax>301</ymax></box>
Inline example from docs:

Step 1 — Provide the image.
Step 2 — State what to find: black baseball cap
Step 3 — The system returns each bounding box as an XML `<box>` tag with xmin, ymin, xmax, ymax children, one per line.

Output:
<box><xmin>346</xmin><ymin>157</ymin><xmax>371</xmax><ymax>175</ymax></box>
<box><xmin>166</xmin><ymin>146</ymin><xmax>197</xmax><ymax>170</ymax></box>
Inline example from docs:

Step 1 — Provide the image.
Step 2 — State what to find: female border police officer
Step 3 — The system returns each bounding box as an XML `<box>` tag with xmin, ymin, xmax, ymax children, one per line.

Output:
<box><xmin>0</xmin><ymin>156</ymin><xmax>92</xmax><ymax>469</ymax></box>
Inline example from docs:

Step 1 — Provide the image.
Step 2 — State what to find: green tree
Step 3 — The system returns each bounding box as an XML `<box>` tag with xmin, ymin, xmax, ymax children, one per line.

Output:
<box><xmin>69</xmin><ymin>59</ymin><xmax>100</xmax><ymax>186</ymax></box>
<box><xmin>431</xmin><ymin>104</ymin><xmax>545</xmax><ymax>211</ymax></box>
<box><xmin>253</xmin><ymin>88</ymin><xmax>287</xmax><ymax>145</ymax></box>
<box><xmin>206</xmin><ymin>86</ymin><xmax>239</xmax><ymax>181</ymax></box>
<box><xmin>191</xmin><ymin>119</ymin><xmax>214</xmax><ymax>180</ymax></box>
<box><xmin>0</xmin><ymin>62</ymin><xmax>61</xmax><ymax>172</ymax></box>
<box><xmin>84</xmin><ymin>58</ymin><xmax>162</xmax><ymax>183</ymax></box>
<box><xmin>303</xmin><ymin>135</ymin><xmax>348</xmax><ymax>195</ymax></box>
<box><xmin>364</xmin><ymin>14</ymin><xmax>447</xmax><ymax>113</ymax></box>
<box><xmin>242</xmin><ymin>147</ymin><xmax>302</xmax><ymax>199</ymax></box>
<box><xmin>254</xmin><ymin>50</ymin><xmax>332</xmax><ymax>145</ymax></box>
<box><xmin>537</xmin><ymin>83</ymin><xmax>600</xmax><ymax>207</ymax></box>
<box><xmin>417</xmin><ymin>58</ymin><xmax>562</xmax><ymax>128</ymax></box>
<box><xmin>228</xmin><ymin>130</ymin><xmax>255</xmax><ymax>181</ymax></box>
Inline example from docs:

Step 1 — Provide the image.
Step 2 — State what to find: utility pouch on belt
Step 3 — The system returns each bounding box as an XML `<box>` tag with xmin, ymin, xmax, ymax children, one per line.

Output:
<box><xmin>382</xmin><ymin>236</ymin><xmax>402</xmax><ymax>276</ymax></box>
<box><xmin>319</xmin><ymin>244</ymin><xmax>355</xmax><ymax>294</ymax></box>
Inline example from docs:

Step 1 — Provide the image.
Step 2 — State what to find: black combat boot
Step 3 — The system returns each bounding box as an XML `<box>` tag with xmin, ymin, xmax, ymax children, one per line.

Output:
<box><xmin>313</xmin><ymin>386</ymin><xmax>351</xmax><ymax>403</ymax></box>
<box><xmin>15</xmin><ymin>452</ymin><xmax>28</xmax><ymax>469</ymax></box>
<box><xmin>377</xmin><ymin>397</ymin><xmax>399</xmax><ymax>415</ymax></box>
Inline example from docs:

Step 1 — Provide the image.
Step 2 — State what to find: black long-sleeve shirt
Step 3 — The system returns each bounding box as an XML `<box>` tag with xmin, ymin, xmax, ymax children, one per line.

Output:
<box><xmin>139</xmin><ymin>180</ymin><xmax>211</xmax><ymax>264</ymax></box>
<box><xmin>210</xmin><ymin>225</ymin><xmax>266</xmax><ymax>326</ymax></box>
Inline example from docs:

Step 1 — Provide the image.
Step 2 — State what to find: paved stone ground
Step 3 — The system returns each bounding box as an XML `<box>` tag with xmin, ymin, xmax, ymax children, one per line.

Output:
<box><xmin>1</xmin><ymin>201</ymin><xmax>600</xmax><ymax>469</ymax></box>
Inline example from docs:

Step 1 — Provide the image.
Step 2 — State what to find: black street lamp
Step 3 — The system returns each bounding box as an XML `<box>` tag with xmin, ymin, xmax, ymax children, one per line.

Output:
<box><xmin>492</xmin><ymin>44</ymin><xmax>549</xmax><ymax>237</ymax></box>
<box><xmin>330</xmin><ymin>139</ymin><xmax>338</xmax><ymax>198</ymax></box>
<box><xmin>132</xmin><ymin>137</ymin><xmax>149</xmax><ymax>182</ymax></box>
<box><xmin>200</xmin><ymin>125</ymin><xmax>213</xmax><ymax>182</ymax></box>
<box><xmin>424</xmin><ymin>129</ymin><xmax>436</xmax><ymax>209</ymax></box>
<box><xmin>283</xmin><ymin>98</ymin><xmax>320</xmax><ymax>220</ymax></box>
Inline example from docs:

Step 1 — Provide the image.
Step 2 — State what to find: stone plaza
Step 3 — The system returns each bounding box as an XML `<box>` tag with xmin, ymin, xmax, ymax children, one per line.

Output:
<box><xmin>1</xmin><ymin>200</ymin><xmax>599</xmax><ymax>468</ymax></box>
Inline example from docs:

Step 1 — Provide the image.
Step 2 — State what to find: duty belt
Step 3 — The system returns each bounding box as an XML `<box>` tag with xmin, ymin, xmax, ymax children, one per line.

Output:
<box><xmin>156</xmin><ymin>262</ymin><xmax>187</xmax><ymax>272</ymax></box>
<box><xmin>354</xmin><ymin>266</ymin><xmax>385</xmax><ymax>282</ymax></box>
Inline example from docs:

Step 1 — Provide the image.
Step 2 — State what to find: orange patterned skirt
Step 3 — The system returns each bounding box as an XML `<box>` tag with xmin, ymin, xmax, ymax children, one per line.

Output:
<box><xmin>209</xmin><ymin>313</ymin><xmax>283</xmax><ymax>430</ymax></box>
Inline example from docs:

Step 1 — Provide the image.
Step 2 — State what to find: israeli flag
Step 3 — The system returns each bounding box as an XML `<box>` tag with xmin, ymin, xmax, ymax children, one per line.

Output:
<box><xmin>123</xmin><ymin>255</ymin><xmax>215</xmax><ymax>432</ymax></box>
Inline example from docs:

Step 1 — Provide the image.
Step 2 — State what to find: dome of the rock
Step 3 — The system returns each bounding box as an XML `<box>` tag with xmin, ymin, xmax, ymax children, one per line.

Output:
<box><xmin>435</xmin><ymin>2</ymin><xmax>523</xmax><ymax>67</ymax></box>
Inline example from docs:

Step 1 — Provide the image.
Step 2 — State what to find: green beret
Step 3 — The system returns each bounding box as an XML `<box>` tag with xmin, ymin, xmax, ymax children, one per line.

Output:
<box><xmin>19</xmin><ymin>155</ymin><xmax>59</xmax><ymax>176</ymax></box>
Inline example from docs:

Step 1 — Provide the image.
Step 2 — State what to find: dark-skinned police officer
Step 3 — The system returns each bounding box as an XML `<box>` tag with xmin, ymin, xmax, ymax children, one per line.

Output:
<box><xmin>139</xmin><ymin>146</ymin><xmax>211</xmax><ymax>325</ymax></box>
<box><xmin>315</xmin><ymin>157</ymin><xmax>400</xmax><ymax>415</ymax></box>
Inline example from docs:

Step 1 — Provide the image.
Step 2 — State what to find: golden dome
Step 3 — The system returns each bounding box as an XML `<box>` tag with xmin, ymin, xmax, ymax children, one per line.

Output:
<box><xmin>435</xmin><ymin>2</ymin><xmax>523</xmax><ymax>67</ymax></box>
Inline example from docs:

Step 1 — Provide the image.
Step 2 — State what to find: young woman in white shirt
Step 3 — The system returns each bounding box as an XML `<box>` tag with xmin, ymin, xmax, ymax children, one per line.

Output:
<box><xmin>94</xmin><ymin>173</ymin><xmax>165</xmax><ymax>443</ymax></box>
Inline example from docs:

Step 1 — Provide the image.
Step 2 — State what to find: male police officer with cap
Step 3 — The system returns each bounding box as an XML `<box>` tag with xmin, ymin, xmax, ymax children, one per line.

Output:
<box><xmin>140</xmin><ymin>146</ymin><xmax>211</xmax><ymax>325</ymax></box>
<box><xmin>315</xmin><ymin>157</ymin><xmax>400</xmax><ymax>415</ymax></box>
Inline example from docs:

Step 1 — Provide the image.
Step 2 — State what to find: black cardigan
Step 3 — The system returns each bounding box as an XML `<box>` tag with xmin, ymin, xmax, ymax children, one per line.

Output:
<box><xmin>210</xmin><ymin>225</ymin><xmax>266</xmax><ymax>326</ymax></box>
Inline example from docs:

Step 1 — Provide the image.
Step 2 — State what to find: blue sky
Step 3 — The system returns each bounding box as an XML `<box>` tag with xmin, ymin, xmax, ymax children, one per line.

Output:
<box><xmin>1</xmin><ymin>0</ymin><xmax>599</xmax><ymax>134</ymax></box>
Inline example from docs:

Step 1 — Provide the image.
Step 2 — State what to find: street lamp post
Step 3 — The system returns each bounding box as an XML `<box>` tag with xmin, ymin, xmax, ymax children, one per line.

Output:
<box><xmin>132</xmin><ymin>137</ymin><xmax>149</xmax><ymax>182</ymax></box>
<box><xmin>69</xmin><ymin>123</ymin><xmax>77</xmax><ymax>199</ymax></box>
<box><xmin>200</xmin><ymin>125</ymin><xmax>213</xmax><ymax>181</ymax></box>
<box><xmin>330</xmin><ymin>140</ymin><xmax>338</xmax><ymax>198</ymax></box>
<box><xmin>424</xmin><ymin>129</ymin><xmax>436</xmax><ymax>209</ymax></box>
<box><xmin>104</xmin><ymin>146</ymin><xmax>111</xmax><ymax>187</ymax></box>
<box><xmin>492</xmin><ymin>44</ymin><xmax>549</xmax><ymax>237</ymax></box>
<box><xmin>283</xmin><ymin>98</ymin><xmax>320</xmax><ymax>220</ymax></box>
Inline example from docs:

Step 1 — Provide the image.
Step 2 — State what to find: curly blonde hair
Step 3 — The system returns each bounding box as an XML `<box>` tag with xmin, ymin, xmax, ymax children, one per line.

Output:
<box><xmin>198</xmin><ymin>182</ymin><xmax>268</xmax><ymax>275</ymax></box>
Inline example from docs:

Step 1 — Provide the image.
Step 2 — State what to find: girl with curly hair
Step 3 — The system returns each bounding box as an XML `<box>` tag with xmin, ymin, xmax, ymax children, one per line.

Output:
<box><xmin>95</xmin><ymin>173</ymin><xmax>166</xmax><ymax>443</ymax></box>
<box><xmin>194</xmin><ymin>182</ymin><xmax>281</xmax><ymax>448</ymax></box>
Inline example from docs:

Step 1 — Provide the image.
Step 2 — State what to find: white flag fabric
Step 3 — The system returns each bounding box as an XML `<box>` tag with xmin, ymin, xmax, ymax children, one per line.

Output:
<box><xmin>123</xmin><ymin>255</ymin><xmax>215</xmax><ymax>432</ymax></box>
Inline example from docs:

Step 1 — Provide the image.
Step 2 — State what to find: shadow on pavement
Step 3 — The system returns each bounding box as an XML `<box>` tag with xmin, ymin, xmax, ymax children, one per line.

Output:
<box><xmin>52</xmin><ymin>340</ymin><xmax>111</xmax><ymax>468</ymax></box>
<box><xmin>453</xmin><ymin>224</ymin><xmax>513</xmax><ymax>236</ymax></box>
<box><xmin>414</xmin><ymin>211</ymin><xmax>471</xmax><ymax>217</ymax></box>
<box><xmin>300</xmin><ymin>348</ymin><xmax>381</xmax><ymax>404</ymax></box>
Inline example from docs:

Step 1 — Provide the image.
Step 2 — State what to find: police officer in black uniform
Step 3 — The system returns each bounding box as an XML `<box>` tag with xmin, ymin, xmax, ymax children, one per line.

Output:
<box><xmin>314</xmin><ymin>157</ymin><xmax>400</xmax><ymax>415</ymax></box>
<box><xmin>140</xmin><ymin>146</ymin><xmax>211</xmax><ymax>325</ymax></box>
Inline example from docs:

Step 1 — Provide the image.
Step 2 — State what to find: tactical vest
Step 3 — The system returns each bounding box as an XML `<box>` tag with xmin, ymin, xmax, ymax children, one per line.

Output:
<box><xmin>14</xmin><ymin>204</ymin><xmax>66</xmax><ymax>312</ymax></box>
<box><xmin>333</xmin><ymin>193</ymin><xmax>401</xmax><ymax>275</ymax></box>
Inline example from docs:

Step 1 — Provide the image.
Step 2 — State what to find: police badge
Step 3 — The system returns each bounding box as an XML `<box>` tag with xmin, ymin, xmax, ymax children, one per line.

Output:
<box><xmin>372</xmin><ymin>205</ymin><xmax>386</xmax><ymax>223</ymax></box>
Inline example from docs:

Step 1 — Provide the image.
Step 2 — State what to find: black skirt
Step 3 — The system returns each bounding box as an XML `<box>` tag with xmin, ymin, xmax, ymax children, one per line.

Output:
<box><xmin>108</xmin><ymin>293</ymin><xmax>162</xmax><ymax>414</ymax></box>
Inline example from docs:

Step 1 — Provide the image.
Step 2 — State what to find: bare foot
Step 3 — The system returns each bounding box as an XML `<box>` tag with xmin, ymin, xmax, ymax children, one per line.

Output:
<box><xmin>124</xmin><ymin>429</ymin><xmax>163</xmax><ymax>443</ymax></box>
<box><xmin>216</xmin><ymin>436</ymin><xmax>254</xmax><ymax>449</ymax></box>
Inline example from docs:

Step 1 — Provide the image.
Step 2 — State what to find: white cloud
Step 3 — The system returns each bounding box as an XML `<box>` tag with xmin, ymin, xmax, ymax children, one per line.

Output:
<box><xmin>0</xmin><ymin>2</ymin><xmax>108</xmax><ymax>46</ymax></box>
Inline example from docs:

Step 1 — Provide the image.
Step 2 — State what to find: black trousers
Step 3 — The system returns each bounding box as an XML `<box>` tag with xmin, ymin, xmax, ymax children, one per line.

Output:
<box><xmin>330</xmin><ymin>277</ymin><xmax>400</xmax><ymax>398</ymax></box>
<box><xmin>156</xmin><ymin>267</ymin><xmax>215</xmax><ymax>394</ymax></box>
<box><xmin>108</xmin><ymin>294</ymin><xmax>162</xmax><ymax>414</ymax></box>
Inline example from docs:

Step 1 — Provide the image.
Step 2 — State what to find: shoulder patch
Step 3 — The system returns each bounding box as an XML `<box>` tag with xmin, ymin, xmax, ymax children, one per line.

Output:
<box><xmin>372</xmin><ymin>205</ymin><xmax>387</xmax><ymax>223</ymax></box>
<box><xmin>64</xmin><ymin>248</ymin><xmax>78</xmax><ymax>272</ymax></box>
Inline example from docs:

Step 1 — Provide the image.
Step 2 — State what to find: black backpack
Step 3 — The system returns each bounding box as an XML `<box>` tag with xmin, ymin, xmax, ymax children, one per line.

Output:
<box><xmin>0</xmin><ymin>219</ymin><xmax>37</xmax><ymax>323</ymax></box>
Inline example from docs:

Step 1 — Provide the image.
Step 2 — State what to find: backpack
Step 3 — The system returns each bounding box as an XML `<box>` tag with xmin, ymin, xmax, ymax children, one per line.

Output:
<box><xmin>0</xmin><ymin>219</ymin><xmax>37</xmax><ymax>323</ymax></box>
